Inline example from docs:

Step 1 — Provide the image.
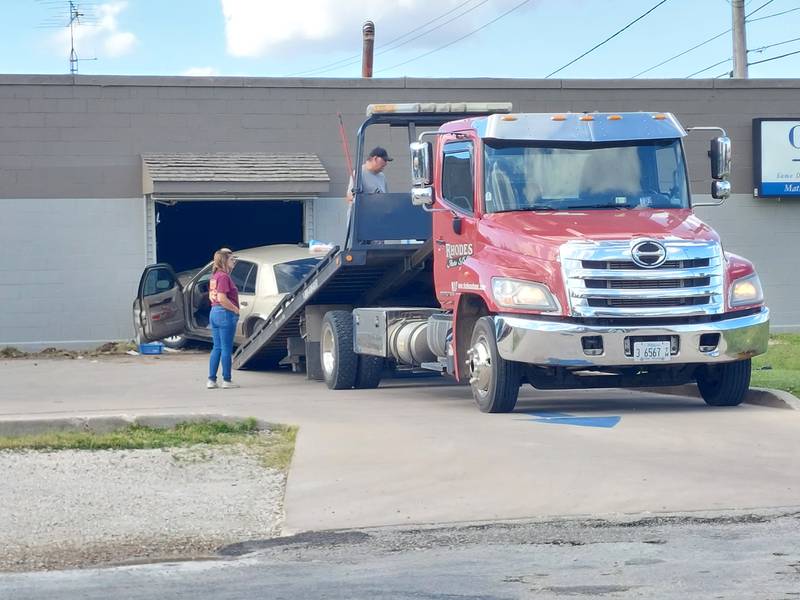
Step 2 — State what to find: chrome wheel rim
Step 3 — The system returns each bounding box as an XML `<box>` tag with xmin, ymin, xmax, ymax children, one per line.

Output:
<box><xmin>321</xmin><ymin>324</ymin><xmax>335</xmax><ymax>376</ymax></box>
<box><xmin>467</xmin><ymin>336</ymin><xmax>492</xmax><ymax>397</ymax></box>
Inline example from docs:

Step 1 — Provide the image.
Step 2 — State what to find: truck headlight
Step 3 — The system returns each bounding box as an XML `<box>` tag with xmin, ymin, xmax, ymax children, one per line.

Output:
<box><xmin>491</xmin><ymin>278</ymin><xmax>560</xmax><ymax>312</ymax></box>
<box><xmin>730</xmin><ymin>273</ymin><xmax>764</xmax><ymax>307</ymax></box>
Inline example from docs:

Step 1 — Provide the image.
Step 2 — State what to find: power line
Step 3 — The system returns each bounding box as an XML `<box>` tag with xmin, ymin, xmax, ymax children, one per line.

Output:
<box><xmin>377</xmin><ymin>0</ymin><xmax>531</xmax><ymax>74</ymax></box>
<box><xmin>686</xmin><ymin>35</ymin><xmax>800</xmax><ymax>78</ymax></box>
<box><xmin>544</xmin><ymin>0</ymin><xmax>670</xmax><ymax>78</ymax></box>
<box><xmin>686</xmin><ymin>57</ymin><xmax>731</xmax><ymax>78</ymax></box>
<box><xmin>633</xmin><ymin>2</ymin><xmax>797</xmax><ymax>77</ymax></box>
<box><xmin>303</xmin><ymin>0</ymin><xmax>493</xmax><ymax>77</ymax></box>
<box><xmin>285</xmin><ymin>0</ymin><xmax>484</xmax><ymax>76</ymax></box>
<box><xmin>748</xmin><ymin>47</ymin><xmax>800</xmax><ymax>66</ymax></box>
<box><xmin>632</xmin><ymin>29</ymin><xmax>728</xmax><ymax>77</ymax></box>
<box><xmin>743</xmin><ymin>0</ymin><xmax>775</xmax><ymax>19</ymax></box>
<box><xmin>749</xmin><ymin>35</ymin><xmax>800</xmax><ymax>54</ymax></box>
<box><xmin>749</xmin><ymin>5</ymin><xmax>800</xmax><ymax>21</ymax></box>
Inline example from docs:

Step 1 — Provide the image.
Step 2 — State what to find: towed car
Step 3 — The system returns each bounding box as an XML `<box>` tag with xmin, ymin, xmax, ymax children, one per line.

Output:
<box><xmin>133</xmin><ymin>244</ymin><xmax>321</xmax><ymax>354</ymax></box>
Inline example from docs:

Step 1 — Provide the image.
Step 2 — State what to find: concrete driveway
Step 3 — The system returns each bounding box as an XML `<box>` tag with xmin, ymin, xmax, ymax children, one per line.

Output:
<box><xmin>3</xmin><ymin>354</ymin><xmax>799</xmax><ymax>533</ymax></box>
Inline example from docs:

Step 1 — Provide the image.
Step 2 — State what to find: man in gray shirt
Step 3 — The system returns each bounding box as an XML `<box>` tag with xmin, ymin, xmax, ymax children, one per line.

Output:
<box><xmin>346</xmin><ymin>146</ymin><xmax>392</xmax><ymax>202</ymax></box>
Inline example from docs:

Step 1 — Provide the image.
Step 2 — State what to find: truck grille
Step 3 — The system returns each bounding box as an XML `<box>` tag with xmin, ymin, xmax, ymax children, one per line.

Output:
<box><xmin>561</xmin><ymin>240</ymin><xmax>724</xmax><ymax>318</ymax></box>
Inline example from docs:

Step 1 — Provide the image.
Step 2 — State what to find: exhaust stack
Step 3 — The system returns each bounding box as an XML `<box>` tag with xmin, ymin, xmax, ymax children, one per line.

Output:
<box><xmin>362</xmin><ymin>21</ymin><xmax>375</xmax><ymax>78</ymax></box>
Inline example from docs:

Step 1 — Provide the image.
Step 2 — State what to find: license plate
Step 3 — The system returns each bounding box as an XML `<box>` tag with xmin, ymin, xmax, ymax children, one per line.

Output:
<box><xmin>633</xmin><ymin>341</ymin><xmax>671</xmax><ymax>362</ymax></box>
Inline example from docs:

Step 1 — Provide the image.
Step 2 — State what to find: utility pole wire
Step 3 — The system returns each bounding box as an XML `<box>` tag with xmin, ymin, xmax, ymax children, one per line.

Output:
<box><xmin>633</xmin><ymin>30</ymin><xmax>729</xmax><ymax>77</ymax></box>
<box><xmin>743</xmin><ymin>0</ymin><xmax>775</xmax><ymax>18</ymax></box>
<box><xmin>749</xmin><ymin>36</ymin><xmax>800</xmax><ymax>54</ymax></box>
<box><xmin>684</xmin><ymin>36</ymin><xmax>800</xmax><ymax>78</ymax></box>
<box><xmin>686</xmin><ymin>58</ymin><xmax>731</xmax><ymax>78</ymax></box>
<box><xmin>748</xmin><ymin>48</ymin><xmax>800</xmax><ymax>66</ymax></box>
<box><xmin>633</xmin><ymin>2</ymin><xmax>795</xmax><ymax>77</ymax></box>
<box><xmin>749</xmin><ymin>6</ymin><xmax>800</xmax><ymax>21</ymax></box>
<box><xmin>285</xmin><ymin>0</ymin><xmax>484</xmax><ymax>76</ymax></box>
<box><xmin>377</xmin><ymin>0</ymin><xmax>531</xmax><ymax>74</ymax></box>
<box><xmin>544</xmin><ymin>0</ymin><xmax>670</xmax><ymax>78</ymax></box>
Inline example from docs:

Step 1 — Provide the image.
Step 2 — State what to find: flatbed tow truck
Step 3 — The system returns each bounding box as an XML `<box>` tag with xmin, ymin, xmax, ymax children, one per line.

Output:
<box><xmin>227</xmin><ymin>102</ymin><xmax>768</xmax><ymax>412</ymax></box>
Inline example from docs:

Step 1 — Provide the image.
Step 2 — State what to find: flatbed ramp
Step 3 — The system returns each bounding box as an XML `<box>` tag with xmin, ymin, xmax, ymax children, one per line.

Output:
<box><xmin>234</xmin><ymin>188</ymin><xmax>435</xmax><ymax>370</ymax></box>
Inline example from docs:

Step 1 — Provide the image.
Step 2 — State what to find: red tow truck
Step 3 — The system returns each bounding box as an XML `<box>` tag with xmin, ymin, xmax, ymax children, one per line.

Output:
<box><xmin>141</xmin><ymin>102</ymin><xmax>769</xmax><ymax>412</ymax></box>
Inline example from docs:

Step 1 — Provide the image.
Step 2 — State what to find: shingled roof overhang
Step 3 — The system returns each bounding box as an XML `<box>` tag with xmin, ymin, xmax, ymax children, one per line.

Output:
<box><xmin>142</xmin><ymin>153</ymin><xmax>330</xmax><ymax>200</ymax></box>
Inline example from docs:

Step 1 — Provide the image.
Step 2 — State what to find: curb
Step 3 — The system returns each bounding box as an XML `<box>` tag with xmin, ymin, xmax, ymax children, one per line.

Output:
<box><xmin>0</xmin><ymin>414</ymin><xmax>275</xmax><ymax>438</ymax></box>
<box><xmin>643</xmin><ymin>384</ymin><xmax>800</xmax><ymax>410</ymax></box>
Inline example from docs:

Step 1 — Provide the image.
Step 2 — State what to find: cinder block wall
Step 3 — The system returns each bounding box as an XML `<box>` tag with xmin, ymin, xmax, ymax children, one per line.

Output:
<box><xmin>1</xmin><ymin>75</ymin><xmax>798</xmax><ymax>345</ymax></box>
<box><xmin>0</xmin><ymin>197</ymin><xmax>145</xmax><ymax>350</ymax></box>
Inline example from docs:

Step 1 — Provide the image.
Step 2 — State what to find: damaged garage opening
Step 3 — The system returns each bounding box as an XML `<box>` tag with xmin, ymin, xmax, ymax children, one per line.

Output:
<box><xmin>142</xmin><ymin>153</ymin><xmax>330</xmax><ymax>272</ymax></box>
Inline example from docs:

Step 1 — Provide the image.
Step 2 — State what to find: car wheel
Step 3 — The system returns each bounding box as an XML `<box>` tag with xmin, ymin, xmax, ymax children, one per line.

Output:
<box><xmin>321</xmin><ymin>311</ymin><xmax>358</xmax><ymax>390</ymax></box>
<box><xmin>161</xmin><ymin>334</ymin><xmax>187</xmax><ymax>350</ymax></box>
<box><xmin>245</xmin><ymin>317</ymin><xmax>268</xmax><ymax>338</ymax></box>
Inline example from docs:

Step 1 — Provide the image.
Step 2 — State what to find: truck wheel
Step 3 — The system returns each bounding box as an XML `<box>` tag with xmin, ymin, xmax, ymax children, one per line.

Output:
<box><xmin>696</xmin><ymin>359</ymin><xmax>751</xmax><ymax>407</ymax></box>
<box><xmin>355</xmin><ymin>355</ymin><xmax>384</xmax><ymax>389</ymax></box>
<box><xmin>321</xmin><ymin>311</ymin><xmax>358</xmax><ymax>390</ymax></box>
<box><xmin>467</xmin><ymin>316</ymin><xmax>521</xmax><ymax>413</ymax></box>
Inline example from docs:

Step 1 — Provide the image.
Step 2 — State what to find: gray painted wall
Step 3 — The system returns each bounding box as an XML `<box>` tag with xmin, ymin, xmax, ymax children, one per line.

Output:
<box><xmin>1</xmin><ymin>75</ymin><xmax>798</xmax><ymax>346</ymax></box>
<box><xmin>1</xmin><ymin>197</ymin><xmax>145</xmax><ymax>350</ymax></box>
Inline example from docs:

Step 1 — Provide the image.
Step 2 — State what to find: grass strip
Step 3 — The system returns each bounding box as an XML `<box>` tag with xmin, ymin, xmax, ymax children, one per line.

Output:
<box><xmin>751</xmin><ymin>334</ymin><xmax>800</xmax><ymax>397</ymax></box>
<box><xmin>0</xmin><ymin>418</ymin><xmax>298</xmax><ymax>471</ymax></box>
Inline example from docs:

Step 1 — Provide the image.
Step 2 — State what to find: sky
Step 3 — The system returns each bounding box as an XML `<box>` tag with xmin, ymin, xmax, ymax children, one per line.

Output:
<box><xmin>1</xmin><ymin>0</ymin><xmax>799</xmax><ymax>79</ymax></box>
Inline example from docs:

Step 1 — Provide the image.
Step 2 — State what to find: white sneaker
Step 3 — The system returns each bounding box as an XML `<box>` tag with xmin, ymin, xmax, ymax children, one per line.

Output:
<box><xmin>221</xmin><ymin>381</ymin><xmax>240</xmax><ymax>389</ymax></box>
<box><xmin>207</xmin><ymin>379</ymin><xmax>218</xmax><ymax>389</ymax></box>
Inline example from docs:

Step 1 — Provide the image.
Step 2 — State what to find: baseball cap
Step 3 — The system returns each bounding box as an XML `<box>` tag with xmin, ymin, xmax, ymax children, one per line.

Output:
<box><xmin>369</xmin><ymin>147</ymin><xmax>393</xmax><ymax>162</ymax></box>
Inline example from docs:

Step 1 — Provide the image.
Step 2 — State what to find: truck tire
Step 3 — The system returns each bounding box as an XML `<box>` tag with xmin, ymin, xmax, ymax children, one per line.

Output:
<box><xmin>696</xmin><ymin>359</ymin><xmax>751</xmax><ymax>407</ymax></box>
<box><xmin>321</xmin><ymin>310</ymin><xmax>358</xmax><ymax>390</ymax></box>
<box><xmin>355</xmin><ymin>355</ymin><xmax>384</xmax><ymax>389</ymax></box>
<box><xmin>468</xmin><ymin>316</ymin><xmax>521</xmax><ymax>413</ymax></box>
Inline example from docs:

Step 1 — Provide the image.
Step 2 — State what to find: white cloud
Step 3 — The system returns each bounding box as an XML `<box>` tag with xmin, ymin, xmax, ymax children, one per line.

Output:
<box><xmin>182</xmin><ymin>67</ymin><xmax>221</xmax><ymax>76</ymax></box>
<box><xmin>50</xmin><ymin>1</ymin><xmax>138</xmax><ymax>60</ymax></box>
<box><xmin>105</xmin><ymin>31</ymin><xmax>137</xmax><ymax>57</ymax></box>
<box><xmin>220</xmin><ymin>0</ymin><xmax>537</xmax><ymax>59</ymax></box>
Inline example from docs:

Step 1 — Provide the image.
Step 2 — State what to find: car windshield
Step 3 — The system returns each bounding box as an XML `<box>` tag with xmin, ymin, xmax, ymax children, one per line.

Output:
<box><xmin>273</xmin><ymin>258</ymin><xmax>320</xmax><ymax>293</ymax></box>
<box><xmin>483</xmin><ymin>139</ymin><xmax>689</xmax><ymax>213</ymax></box>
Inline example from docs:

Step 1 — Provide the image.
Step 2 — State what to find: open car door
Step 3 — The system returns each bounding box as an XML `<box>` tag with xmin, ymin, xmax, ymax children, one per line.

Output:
<box><xmin>133</xmin><ymin>264</ymin><xmax>186</xmax><ymax>343</ymax></box>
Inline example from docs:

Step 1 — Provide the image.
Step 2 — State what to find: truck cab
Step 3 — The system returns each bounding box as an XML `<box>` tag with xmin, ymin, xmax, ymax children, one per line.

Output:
<box><xmin>408</xmin><ymin>108</ymin><xmax>768</xmax><ymax>411</ymax></box>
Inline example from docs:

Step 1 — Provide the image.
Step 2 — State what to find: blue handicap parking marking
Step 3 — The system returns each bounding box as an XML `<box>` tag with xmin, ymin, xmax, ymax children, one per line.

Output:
<box><xmin>518</xmin><ymin>411</ymin><xmax>621</xmax><ymax>429</ymax></box>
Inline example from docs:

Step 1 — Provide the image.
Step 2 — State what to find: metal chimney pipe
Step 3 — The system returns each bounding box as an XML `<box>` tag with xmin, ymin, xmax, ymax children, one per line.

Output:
<box><xmin>362</xmin><ymin>21</ymin><xmax>375</xmax><ymax>78</ymax></box>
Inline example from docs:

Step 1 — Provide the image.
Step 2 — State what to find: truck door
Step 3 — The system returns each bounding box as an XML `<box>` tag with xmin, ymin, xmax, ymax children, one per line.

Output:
<box><xmin>133</xmin><ymin>264</ymin><xmax>186</xmax><ymax>343</ymax></box>
<box><xmin>433</xmin><ymin>139</ymin><xmax>480</xmax><ymax>309</ymax></box>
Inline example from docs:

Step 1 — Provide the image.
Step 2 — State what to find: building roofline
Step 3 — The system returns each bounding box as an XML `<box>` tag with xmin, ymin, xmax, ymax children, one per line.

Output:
<box><xmin>1</xmin><ymin>73</ymin><xmax>799</xmax><ymax>90</ymax></box>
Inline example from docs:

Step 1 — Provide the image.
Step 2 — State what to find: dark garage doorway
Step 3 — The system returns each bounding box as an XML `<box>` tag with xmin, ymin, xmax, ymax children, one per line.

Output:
<box><xmin>156</xmin><ymin>200</ymin><xmax>303</xmax><ymax>273</ymax></box>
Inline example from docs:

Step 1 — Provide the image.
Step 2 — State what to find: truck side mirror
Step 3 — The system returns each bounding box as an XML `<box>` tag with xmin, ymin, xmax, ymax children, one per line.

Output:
<box><xmin>711</xmin><ymin>179</ymin><xmax>731</xmax><ymax>200</ymax></box>
<box><xmin>710</xmin><ymin>136</ymin><xmax>731</xmax><ymax>180</ymax></box>
<box><xmin>410</xmin><ymin>141</ymin><xmax>433</xmax><ymax>186</ymax></box>
<box><xmin>411</xmin><ymin>186</ymin><xmax>434</xmax><ymax>207</ymax></box>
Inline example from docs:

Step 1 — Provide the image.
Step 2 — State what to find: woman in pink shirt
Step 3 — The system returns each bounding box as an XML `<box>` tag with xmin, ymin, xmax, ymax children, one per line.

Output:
<box><xmin>207</xmin><ymin>248</ymin><xmax>240</xmax><ymax>389</ymax></box>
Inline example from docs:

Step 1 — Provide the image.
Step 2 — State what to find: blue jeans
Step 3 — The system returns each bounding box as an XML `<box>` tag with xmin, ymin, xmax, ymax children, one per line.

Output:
<box><xmin>209</xmin><ymin>306</ymin><xmax>238</xmax><ymax>382</ymax></box>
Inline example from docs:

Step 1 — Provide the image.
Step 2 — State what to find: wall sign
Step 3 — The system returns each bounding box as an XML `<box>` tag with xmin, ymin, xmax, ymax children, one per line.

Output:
<box><xmin>753</xmin><ymin>118</ymin><xmax>800</xmax><ymax>197</ymax></box>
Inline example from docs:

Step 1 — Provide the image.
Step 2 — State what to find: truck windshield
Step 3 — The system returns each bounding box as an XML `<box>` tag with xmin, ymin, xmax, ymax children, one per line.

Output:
<box><xmin>483</xmin><ymin>139</ymin><xmax>689</xmax><ymax>212</ymax></box>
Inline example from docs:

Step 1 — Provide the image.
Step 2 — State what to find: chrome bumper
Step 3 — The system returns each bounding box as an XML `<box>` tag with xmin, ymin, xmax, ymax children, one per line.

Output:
<box><xmin>495</xmin><ymin>308</ymin><xmax>770</xmax><ymax>367</ymax></box>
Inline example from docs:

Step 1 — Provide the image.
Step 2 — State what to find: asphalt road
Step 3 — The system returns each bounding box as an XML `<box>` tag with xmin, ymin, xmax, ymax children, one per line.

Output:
<box><xmin>3</xmin><ymin>510</ymin><xmax>799</xmax><ymax>599</ymax></box>
<box><xmin>3</xmin><ymin>354</ymin><xmax>800</xmax><ymax>533</ymax></box>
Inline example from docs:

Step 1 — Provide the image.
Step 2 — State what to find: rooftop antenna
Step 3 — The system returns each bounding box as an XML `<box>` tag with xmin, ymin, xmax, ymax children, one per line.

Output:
<box><xmin>35</xmin><ymin>0</ymin><xmax>98</xmax><ymax>74</ymax></box>
<box><xmin>68</xmin><ymin>1</ymin><xmax>82</xmax><ymax>74</ymax></box>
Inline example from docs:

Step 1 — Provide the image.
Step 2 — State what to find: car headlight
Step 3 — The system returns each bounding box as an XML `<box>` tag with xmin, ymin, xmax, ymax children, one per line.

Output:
<box><xmin>729</xmin><ymin>273</ymin><xmax>764</xmax><ymax>307</ymax></box>
<box><xmin>491</xmin><ymin>278</ymin><xmax>560</xmax><ymax>312</ymax></box>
